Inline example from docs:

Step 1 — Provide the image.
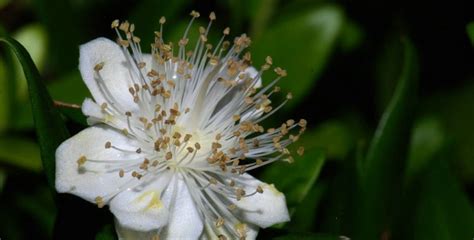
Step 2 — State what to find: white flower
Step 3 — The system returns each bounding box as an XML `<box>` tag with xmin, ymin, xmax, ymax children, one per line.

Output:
<box><xmin>55</xmin><ymin>12</ymin><xmax>306</xmax><ymax>240</ymax></box>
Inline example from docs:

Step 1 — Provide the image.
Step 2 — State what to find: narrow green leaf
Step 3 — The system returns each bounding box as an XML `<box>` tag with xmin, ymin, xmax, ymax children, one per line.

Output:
<box><xmin>355</xmin><ymin>38</ymin><xmax>418</xmax><ymax>239</ymax></box>
<box><xmin>0</xmin><ymin>137</ymin><xmax>42</xmax><ymax>172</ymax></box>
<box><xmin>252</xmin><ymin>5</ymin><xmax>344</xmax><ymax>108</ymax></box>
<box><xmin>0</xmin><ymin>35</ymin><xmax>70</xmax><ymax>189</ymax></box>
<box><xmin>0</xmin><ymin>25</ymin><xmax>16</xmax><ymax>131</ymax></box>
<box><xmin>261</xmin><ymin>148</ymin><xmax>325</xmax><ymax>213</ymax></box>
<box><xmin>467</xmin><ymin>22</ymin><xmax>474</xmax><ymax>46</ymax></box>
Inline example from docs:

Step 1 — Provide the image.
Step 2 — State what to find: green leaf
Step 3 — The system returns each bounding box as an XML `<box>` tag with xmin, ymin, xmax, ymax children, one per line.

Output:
<box><xmin>411</xmin><ymin>162</ymin><xmax>474</xmax><ymax>239</ymax></box>
<box><xmin>0</xmin><ymin>35</ymin><xmax>70</xmax><ymax>189</ymax></box>
<box><xmin>252</xmin><ymin>5</ymin><xmax>344</xmax><ymax>108</ymax></box>
<box><xmin>48</xmin><ymin>70</ymin><xmax>89</xmax><ymax>125</ymax></box>
<box><xmin>355</xmin><ymin>38</ymin><xmax>418</xmax><ymax>239</ymax></box>
<box><xmin>273</xmin><ymin>233</ymin><xmax>340</xmax><ymax>240</ymax></box>
<box><xmin>0</xmin><ymin>25</ymin><xmax>15</xmax><ymax>132</ymax></box>
<box><xmin>467</xmin><ymin>22</ymin><xmax>474</xmax><ymax>46</ymax></box>
<box><xmin>128</xmin><ymin>0</ymin><xmax>187</xmax><ymax>52</ymax></box>
<box><xmin>95</xmin><ymin>224</ymin><xmax>117</xmax><ymax>240</ymax></box>
<box><xmin>405</xmin><ymin>117</ymin><xmax>444</xmax><ymax>182</ymax></box>
<box><xmin>32</xmin><ymin>0</ymin><xmax>80</xmax><ymax>73</ymax></box>
<box><xmin>287</xmin><ymin>182</ymin><xmax>327</xmax><ymax>232</ymax></box>
<box><xmin>261</xmin><ymin>148</ymin><xmax>325</xmax><ymax>213</ymax></box>
<box><xmin>0</xmin><ymin>137</ymin><xmax>42</xmax><ymax>172</ymax></box>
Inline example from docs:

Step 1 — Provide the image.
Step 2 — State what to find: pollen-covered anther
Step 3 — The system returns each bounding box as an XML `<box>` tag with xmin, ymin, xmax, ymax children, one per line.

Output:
<box><xmin>297</xmin><ymin>146</ymin><xmax>305</xmax><ymax>156</ymax></box>
<box><xmin>95</xmin><ymin>196</ymin><xmax>105</xmax><ymax>208</ymax></box>
<box><xmin>194</xmin><ymin>142</ymin><xmax>201</xmax><ymax>150</ymax></box>
<box><xmin>286</xmin><ymin>92</ymin><xmax>293</xmax><ymax>100</ymax></box>
<box><xmin>235</xmin><ymin>223</ymin><xmax>248</xmax><ymax>239</ymax></box>
<box><xmin>274</xmin><ymin>67</ymin><xmax>287</xmax><ymax>77</ymax></box>
<box><xmin>76</xmin><ymin>155</ymin><xmax>87</xmax><ymax>167</ymax></box>
<box><xmin>165</xmin><ymin>152</ymin><xmax>173</xmax><ymax>160</ymax></box>
<box><xmin>105</xmin><ymin>141</ymin><xmax>112</xmax><ymax>149</ymax></box>
<box><xmin>215</xmin><ymin>217</ymin><xmax>225</xmax><ymax>228</ymax></box>
<box><xmin>190</xmin><ymin>10</ymin><xmax>200</xmax><ymax>18</ymax></box>
<box><xmin>159</xmin><ymin>16</ymin><xmax>166</xmax><ymax>24</ymax></box>
<box><xmin>256</xmin><ymin>185</ymin><xmax>264</xmax><ymax>194</ymax></box>
<box><xmin>94</xmin><ymin>62</ymin><xmax>104</xmax><ymax>72</ymax></box>
<box><xmin>235</xmin><ymin>188</ymin><xmax>246</xmax><ymax>201</ymax></box>
<box><xmin>298</xmin><ymin>119</ymin><xmax>307</xmax><ymax>128</ymax></box>
<box><xmin>111</xmin><ymin>19</ymin><xmax>120</xmax><ymax>29</ymax></box>
<box><xmin>218</xmin><ymin>235</ymin><xmax>227</xmax><ymax>240</ymax></box>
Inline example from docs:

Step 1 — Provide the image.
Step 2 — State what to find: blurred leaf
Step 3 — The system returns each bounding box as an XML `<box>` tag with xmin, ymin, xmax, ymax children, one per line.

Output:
<box><xmin>247</xmin><ymin>0</ymin><xmax>277</xmax><ymax>39</ymax></box>
<box><xmin>467</xmin><ymin>22</ymin><xmax>474</xmax><ymax>46</ymax></box>
<box><xmin>129</xmin><ymin>0</ymin><xmax>187</xmax><ymax>52</ymax></box>
<box><xmin>252</xmin><ymin>5</ymin><xmax>344</xmax><ymax>108</ymax></box>
<box><xmin>13</xmin><ymin>23</ymin><xmax>48</xmax><ymax>99</ymax></box>
<box><xmin>405</xmin><ymin>117</ymin><xmax>444</xmax><ymax>182</ymax></box>
<box><xmin>0</xmin><ymin>137</ymin><xmax>42</xmax><ymax>172</ymax></box>
<box><xmin>287</xmin><ymin>182</ymin><xmax>327</xmax><ymax>232</ymax></box>
<box><xmin>16</xmin><ymin>188</ymin><xmax>56</xmax><ymax>239</ymax></box>
<box><xmin>48</xmin><ymin>71</ymin><xmax>89</xmax><ymax>125</ymax></box>
<box><xmin>0</xmin><ymin>25</ymin><xmax>15</xmax><ymax>132</ymax></box>
<box><xmin>0</xmin><ymin>168</ymin><xmax>5</xmax><ymax>193</ymax></box>
<box><xmin>399</xmin><ymin>152</ymin><xmax>474</xmax><ymax>239</ymax></box>
<box><xmin>32</xmin><ymin>0</ymin><xmax>80</xmax><ymax>73</ymax></box>
<box><xmin>261</xmin><ymin>148</ymin><xmax>325</xmax><ymax>213</ymax></box>
<box><xmin>338</xmin><ymin>20</ymin><xmax>364</xmax><ymax>53</ymax></box>
<box><xmin>421</xmin><ymin>82</ymin><xmax>474</xmax><ymax>183</ymax></box>
<box><xmin>355</xmin><ymin>38</ymin><xmax>418</xmax><ymax>239</ymax></box>
<box><xmin>273</xmin><ymin>233</ymin><xmax>340</xmax><ymax>240</ymax></box>
<box><xmin>0</xmin><ymin>35</ymin><xmax>70</xmax><ymax>189</ymax></box>
<box><xmin>95</xmin><ymin>224</ymin><xmax>117</xmax><ymax>240</ymax></box>
<box><xmin>48</xmin><ymin>70</ymin><xmax>90</xmax><ymax>104</ymax></box>
<box><xmin>302</xmin><ymin>117</ymin><xmax>366</xmax><ymax>160</ymax></box>
<box><xmin>374</xmin><ymin>34</ymin><xmax>405</xmax><ymax>113</ymax></box>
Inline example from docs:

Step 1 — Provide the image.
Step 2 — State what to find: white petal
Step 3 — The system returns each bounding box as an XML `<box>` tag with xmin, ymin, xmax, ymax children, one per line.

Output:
<box><xmin>55</xmin><ymin>125</ymin><xmax>143</xmax><ymax>203</ymax></box>
<box><xmin>110</xmin><ymin>172</ymin><xmax>172</xmax><ymax>231</ymax></box>
<box><xmin>79</xmin><ymin>37</ymin><xmax>138</xmax><ymax>112</ymax></box>
<box><xmin>161</xmin><ymin>175</ymin><xmax>204</xmax><ymax>239</ymax></box>
<box><xmin>232</xmin><ymin>173</ymin><xmax>290</xmax><ymax>228</ymax></box>
<box><xmin>114</xmin><ymin>219</ymin><xmax>159</xmax><ymax>240</ymax></box>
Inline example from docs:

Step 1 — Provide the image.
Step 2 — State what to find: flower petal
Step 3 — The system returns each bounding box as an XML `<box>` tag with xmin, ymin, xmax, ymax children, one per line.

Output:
<box><xmin>55</xmin><ymin>125</ymin><xmax>143</xmax><ymax>203</ymax></box>
<box><xmin>160</xmin><ymin>175</ymin><xmax>204</xmax><ymax>239</ymax></box>
<box><xmin>115</xmin><ymin>222</ymin><xmax>159</xmax><ymax>240</ymax></box>
<box><xmin>233</xmin><ymin>173</ymin><xmax>290</xmax><ymax>228</ymax></box>
<box><xmin>79</xmin><ymin>37</ymin><xmax>138</xmax><ymax>112</ymax></box>
<box><xmin>110</xmin><ymin>172</ymin><xmax>172</xmax><ymax>231</ymax></box>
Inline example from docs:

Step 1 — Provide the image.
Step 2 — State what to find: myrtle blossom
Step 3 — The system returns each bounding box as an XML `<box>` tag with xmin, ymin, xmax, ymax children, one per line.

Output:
<box><xmin>55</xmin><ymin>11</ymin><xmax>306</xmax><ymax>240</ymax></box>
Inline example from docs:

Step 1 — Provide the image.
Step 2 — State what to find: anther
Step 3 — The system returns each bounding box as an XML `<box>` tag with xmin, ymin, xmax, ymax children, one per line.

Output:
<box><xmin>209</xmin><ymin>12</ymin><xmax>216</xmax><ymax>21</ymax></box>
<box><xmin>165</xmin><ymin>152</ymin><xmax>172</xmax><ymax>160</ymax></box>
<box><xmin>194</xmin><ymin>142</ymin><xmax>201</xmax><ymax>150</ymax></box>
<box><xmin>190</xmin><ymin>10</ymin><xmax>200</xmax><ymax>18</ymax></box>
<box><xmin>297</xmin><ymin>146</ymin><xmax>305</xmax><ymax>156</ymax></box>
<box><xmin>215</xmin><ymin>217</ymin><xmax>224</xmax><ymax>227</ymax></box>
<box><xmin>95</xmin><ymin>196</ymin><xmax>105</xmax><ymax>208</ymax></box>
<box><xmin>119</xmin><ymin>169</ymin><xmax>124</xmax><ymax>178</ymax></box>
<box><xmin>111</xmin><ymin>19</ymin><xmax>120</xmax><ymax>29</ymax></box>
<box><xmin>105</xmin><ymin>141</ymin><xmax>112</xmax><ymax>149</ymax></box>
<box><xmin>77</xmin><ymin>155</ymin><xmax>87</xmax><ymax>167</ymax></box>
<box><xmin>94</xmin><ymin>62</ymin><xmax>105</xmax><ymax>72</ymax></box>
<box><xmin>159</xmin><ymin>16</ymin><xmax>166</xmax><ymax>24</ymax></box>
